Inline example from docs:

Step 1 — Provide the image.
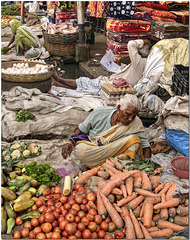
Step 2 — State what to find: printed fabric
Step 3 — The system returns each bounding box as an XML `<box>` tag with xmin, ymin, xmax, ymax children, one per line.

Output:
<box><xmin>108</xmin><ymin>1</ymin><xmax>135</xmax><ymax>19</ymax></box>
<box><xmin>106</xmin><ymin>19</ymin><xmax>151</xmax><ymax>33</ymax></box>
<box><xmin>89</xmin><ymin>1</ymin><xmax>97</xmax><ymax>17</ymax></box>
<box><xmin>96</xmin><ymin>1</ymin><xmax>105</xmax><ymax>18</ymax></box>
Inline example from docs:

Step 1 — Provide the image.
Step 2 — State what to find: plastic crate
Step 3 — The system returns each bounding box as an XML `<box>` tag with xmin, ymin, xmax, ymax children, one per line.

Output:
<box><xmin>172</xmin><ymin>64</ymin><xmax>189</xmax><ymax>96</ymax></box>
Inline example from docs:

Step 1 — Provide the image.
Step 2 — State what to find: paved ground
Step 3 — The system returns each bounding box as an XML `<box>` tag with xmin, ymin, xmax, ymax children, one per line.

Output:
<box><xmin>79</xmin><ymin>32</ymin><xmax>111</xmax><ymax>79</ymax></box>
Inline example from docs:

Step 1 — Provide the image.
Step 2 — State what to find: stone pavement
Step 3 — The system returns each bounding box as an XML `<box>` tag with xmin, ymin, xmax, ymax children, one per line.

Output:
<box><xmin>79</xmin><ymin>32</ymin><xmax>112</xmax><ymax>79</ymax></box>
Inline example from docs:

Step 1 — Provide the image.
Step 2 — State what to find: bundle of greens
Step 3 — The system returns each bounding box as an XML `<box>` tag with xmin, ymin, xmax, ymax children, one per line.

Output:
<box><xmin>15</xmin><ymin>110</ymin><xmax>36</xmax><ymax>122</ymax></box>
<box><xmin>1</xmin><ymin>47</ymin><xmax>9</xmax><ymax>55</ymax></box>
<box><xmin>23</xmin><ymin>162</ymin><xmax>61</xmax><ymax>186</ymax></box>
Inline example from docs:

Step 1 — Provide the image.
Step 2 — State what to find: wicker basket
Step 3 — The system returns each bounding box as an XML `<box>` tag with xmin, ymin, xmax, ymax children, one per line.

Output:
<box><xmin>44</xmin><ymin>38</ymin><xmax>75</xmax><ymax>56</ymax></box>
<box><xmin>44</xmin><ymin>30</ymin><xmax>78</xmax><ymax>44</ymax></box>
<box><xmin>1</xmin><ymin>61</ymin><xmax>54</xmax><ymax>83</ymax></box>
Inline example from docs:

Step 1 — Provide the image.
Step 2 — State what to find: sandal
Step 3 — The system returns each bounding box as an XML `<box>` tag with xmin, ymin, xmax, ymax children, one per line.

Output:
<box><xmin>150</xmin><ymin>141</ymin><xmax>171</xmax><ymax>154</ymax></box>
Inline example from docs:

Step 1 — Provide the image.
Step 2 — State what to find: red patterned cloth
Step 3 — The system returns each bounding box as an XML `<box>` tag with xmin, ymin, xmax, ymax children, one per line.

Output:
<box><xmin>152</xmin><ymin>16</ymin><xmax>176</xmax><ymax>22</ymax></box>
<box><xmin>107</xmin><ymin>39</ymin><xmax>128</xmax><ymax>55</ymax></box>
<box><xmin>106</xmin><ymin>19</ymin><xmax>151</xmax><ymax>33</ymax></box>
<box><xmin>152</xmin><ymin>10</ymin><xmax>177</xmax><ymax>19</ymax></box>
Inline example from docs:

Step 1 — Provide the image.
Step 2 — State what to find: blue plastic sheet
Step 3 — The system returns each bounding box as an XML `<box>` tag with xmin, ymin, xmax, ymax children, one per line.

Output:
<box><xmin>165</xmin><ymin>128</ymin><xmax>189</xmax><ymax>157</ymax></box>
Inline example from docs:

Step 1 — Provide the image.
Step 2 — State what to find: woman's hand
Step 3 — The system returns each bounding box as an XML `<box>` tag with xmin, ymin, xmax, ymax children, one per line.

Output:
<box><xmin>62</xmin><ymin>143</ymin><xmax>73</xmax><ymax>159</ymax></box>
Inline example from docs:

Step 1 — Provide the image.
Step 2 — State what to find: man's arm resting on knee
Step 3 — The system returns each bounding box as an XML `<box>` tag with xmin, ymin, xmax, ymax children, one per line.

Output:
<box><xmin>143</xmin><ymin>147</ymin><xmax>151</xmax><ymax>159</ymax></box>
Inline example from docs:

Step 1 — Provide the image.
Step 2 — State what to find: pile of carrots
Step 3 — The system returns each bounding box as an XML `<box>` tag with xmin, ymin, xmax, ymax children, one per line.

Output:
<box><xmin>75</xmin><ymin>158</ymin><xmax>189</xmax><ymax>239</ymax></box>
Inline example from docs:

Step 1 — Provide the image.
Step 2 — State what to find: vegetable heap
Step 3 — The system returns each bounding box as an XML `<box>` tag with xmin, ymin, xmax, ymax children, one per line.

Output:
<box><xmin>123</xmin><ymin>158</ymin><xmax>161</xmax><ymax>176</ymax></box>
<box><xmin>1</xmin><ymin>16</ymin><xmax>16</xmax><ymax>26</ymax></box>
<box><xmin>23</xmin><ymin>162</ymin><xmax>61</xmax><ymax>186</ymax></box>
<box><xmin>1</xmin><ymin>142</ymin><xmax>42</xmax><ymax>167</ymax></box>
<box><xmin>15</xmin><ymin>110</ymin><xmax>36</xmax><ymax>122</ymax></box>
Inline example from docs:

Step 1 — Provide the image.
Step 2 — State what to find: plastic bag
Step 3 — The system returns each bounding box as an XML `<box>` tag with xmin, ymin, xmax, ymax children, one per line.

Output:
<box><xmin>165</xmin><ymin>128</ymin><xmax>189</xmax><ymax>157</ymax></box>
<box><xmin>25</xmin><ymin>47</ymin><xmax>40</xmax><ymax>59</ymax></box>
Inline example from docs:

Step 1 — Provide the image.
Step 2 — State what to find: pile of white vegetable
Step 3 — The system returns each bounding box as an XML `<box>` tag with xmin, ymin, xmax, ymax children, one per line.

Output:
<box><xmin>1</xmin><ymin>62</ymin><xmax>50</xmax><ymax>75</ymax></box>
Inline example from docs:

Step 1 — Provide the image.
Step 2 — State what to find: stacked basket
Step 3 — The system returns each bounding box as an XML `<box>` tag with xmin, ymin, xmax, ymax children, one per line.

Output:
<box><xmin>43</xmin><ymin>30</ymin><xmax>78</xmax><ymax>56</ymax></box>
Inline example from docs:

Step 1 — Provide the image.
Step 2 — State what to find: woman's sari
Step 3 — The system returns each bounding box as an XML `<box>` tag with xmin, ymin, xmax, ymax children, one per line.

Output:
<box><xmin>10</xmin><ymin>20</ymin><xmax>41</xmax><ymax>53</ymax></box>
<box><xmin>75</xmin><ymin>116</ymin><xmax>144</xmax><ymax>168</ymax></box>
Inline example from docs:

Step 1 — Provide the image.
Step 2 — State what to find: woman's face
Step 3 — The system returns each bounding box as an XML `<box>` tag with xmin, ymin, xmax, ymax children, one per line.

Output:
<box><xmin>117</xmin><ymin>105</ymin><xmax>138</xmax><ymax>126</ymax></box>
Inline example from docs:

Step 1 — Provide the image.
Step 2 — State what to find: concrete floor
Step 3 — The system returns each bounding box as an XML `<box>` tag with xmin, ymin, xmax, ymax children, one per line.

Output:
<box><xmin>80</xmin><ymin>32</ymin><xmax>111</xmax><ymax>79</ymax></box>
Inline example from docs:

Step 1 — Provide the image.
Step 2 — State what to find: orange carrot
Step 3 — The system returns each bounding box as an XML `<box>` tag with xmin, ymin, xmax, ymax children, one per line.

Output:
<box><xmin>109</xmin><ymin>157</ymin><xmax>124</xmax><ymax>170</ymax></box>
<box><xmin>143</xmin><ymin>201</ymin><xmax>153</xmax><ymax>228</ymax></box>
<box><xmin>97</xmin><ymin>170</ymin><xmax>109</xmax><ymax>179</ymax></box>
<box><xmin>139</xmin><ymin>221</ymin><xmax>152</xmax><ymax>239</ymax></box>
<box><xmin>133</xmin><ymin>205</ymin><xmax>141</xmax><ymax>218</ymax></box>
<box><xmin>141</xmin><ymin>171</ymin><xmax>152</xmax><ymax>191</ymax></box>
<box><xmin>139</xmin><ymin>202</ymin><xmax>144</xmax><ymax>218</ymax></box>
<box><xmin>129</xmin><ymin>209</ymin><xmax>144</xmax><ymax>239</ymax></box>
<box><xmin>125</xmin><ymin>176</ymin><xmax>134</xmax><ymax>196</ymax></box>
<box><xmin>160</xmin><ymin>194</ymin><xmax>168</xmax><ymax>221</ymax></box>
<box><xmin>169</xmin><ymin>207</ymin><xmax>177</xmax><ymax>218</ymax></box>
<box><xmin>159</xmin><ymin>182</ymin><xmax>172</xmax><ymax>195</ymax></box>
<box><xmin>120</xmin><ymin>184</ymin><xmax>127</xmax><ymax>198</ymax></box>
<box><xmin>102</xmin><ymin>162</ymin><xmax>120</xmax><ymax>174</ymax></box>
<box><xmin>102</xmin><ymin>170</ymin><xmax>139</xmax><ymax>196</ymax></box>
<box><xmin>117</xmin><ymin>192</ymin><xmax>137</xmax><ymax>207</ymax></box>
<box><xmin>121</xmin><ymin>206</ymin><xmax>129</xmax><ymax>218</ymax></box>
<box><xmin>133</xmin><ymin>172</ymin><xmax>142</xmax><ymax>188</ymax></box>
<box><xmin>100</xmin><ymin>178</ymin><xmax>123</xmax><ymax>196</ymax></box>
<box><xmin>107</xmin><ymin>194</ymin><xmax>115</xmax><ymax>204</ymax></box>
<box><xmin>127</xmin><ymin>195</ymin><xmax>144</xmax><ymax>210</ymax></box>
<box><xmin>153</xmin><ymin>214</ymin><xmax>161</xmax><ymax>222</ymax></box>
<box><xmin>166</xmin><ymin>183</ymin><xmax>176</xmax><ymax>201</ymax></box>
<box><xmin>97</xmin><ymin>188</ymin><xmax>107</xmax><ymax>217</ymax></box>
<box><xmin>146</xmin><ymin>196</ymin><xmax>161</xmax><ymax>205</ymax></box>
<box><xmin>150</xmin><ymin>228</ymin><xmax>173</xmax><ymax>238</ymax></box>
<box><xmin>110</xmin><ymin>170</ymin><xmax>139</xmax><ymax>181</ymax></box>
<box><xmin>113</xmin><ymin>203</ymin><xmax>122</xmax><ymax>213</ymax></box>
<box><xmin>111</xmin><ymin>187</ymin><xmax>122</xmax><ymax>195</ymax></box>
<box><xmin>124</xmin><ymin>215</ymin><xmax>136</xmax><ymax>239</ymax></box>
<box><xmin>88</xmin><ymin>185</ymin><xmax>98</xmax><ymax>195</ymax></box>
<box><xmin>99</xmin><ymin>166</ymin><xmax>104</xmax><ymax>171</ymax></box>
<box><xmin>154</xmin><ymin>198</ymin><xmax>179</xmax><ymax>209</ymax></box>
<box><xmin>105</xmin><ymin>159</ymin><xmax>116</xmax><ymax>167</ymax></box>
<box><xmin>76</xmin><ymin>167</ymin><xmax>100</xmax><ymax>185</ymax></box>
<box><xmin>135</xmin><ymin>188</ymin><xmax>159</xmax><ymax>197</ymax></box>
<box><xmin>174</xmin><ymin>216</ymin><xmax>188</xmax><ymax>226</ymax></box>
<box><xmin>116</xmin><ymin>194</ymin><xmax>123</xmax><ymax>201</ymax></box>
<box><xmin>153</xmin><ymin>208</ymin><xmax>160</xmax><ymax>214</ymax></box>
<box><xmin>176</xmin><ymin>206</ymin><xmax>188</xmax><ymax>216</ymax></box>
<box><xmin>146</xmin><ymin>226</ymin><xmax>159</xmax><ymax>232</ymax></box>
<box><xmin>87</xmin><ymin>176</ymin><xmax>104</xmax><ymax>186</ymax></box>
<box><xmin>149</xmin><ymin>176</ymin><xmax>161</xmax><ymax>189</ymax></box>
<box><xmin>100</xmin><ymin>192</ymin><xmax>124</xmax><ymax>229</ymax></box>
<box><xmin>184</xmin><ymin>199</ymin><xmax>188</xmax><ymax>206</ymax></box>
<box><xmin>105</xmin><ymin>168</ymin><xmax>114</xmax><ymax>177</ymax></box>
<box><xmin>155</xmin><ymin>183</ymin><xmax>165</xmax><ymax>194</ymax></box>
<box><xmin>157</xmin><ymin>219</ymin><xmax>185</xmax><ymax>232</ymax></box>
<box><xmin>88</xmin><ymin>201</ymin><xmax>97</xmax><ymax>210</ymax></box>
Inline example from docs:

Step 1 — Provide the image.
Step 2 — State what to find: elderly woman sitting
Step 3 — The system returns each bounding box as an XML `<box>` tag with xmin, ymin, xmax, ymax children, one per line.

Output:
<box><xmin>62</xmin><ymin>94</ymin><xmax>151</xmax><ymax>168</ymax></box>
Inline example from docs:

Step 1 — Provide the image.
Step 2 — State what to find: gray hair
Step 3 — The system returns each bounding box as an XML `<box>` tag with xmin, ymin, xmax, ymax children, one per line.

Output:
<box><xmin>117</xmin><ymin>94</ymin><xmax>141</xmax><ymax>111</ymax></box>
<box><xmin>138</xmin><ymin>44</ymin><xmax>150</xmax><ymax>58</ymax></box>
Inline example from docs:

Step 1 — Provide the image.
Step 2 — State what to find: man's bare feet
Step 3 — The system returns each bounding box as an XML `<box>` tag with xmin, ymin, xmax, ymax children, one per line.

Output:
<box><xmin>52</xmin><ymin>68</ymin><xmax>60</xmax><ymax>79</ymax></box>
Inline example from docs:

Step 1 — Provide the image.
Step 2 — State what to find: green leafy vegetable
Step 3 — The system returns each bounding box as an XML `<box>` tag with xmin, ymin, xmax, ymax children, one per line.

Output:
<box><xmin>15</xmin><ymin>110</ymin><xmax>36</xmax><ymax>122</ymax></box>
<box><xmin>23</xmin><ymin>162</ymin><xmax>61</xmax><ymax>186</ymax></box>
